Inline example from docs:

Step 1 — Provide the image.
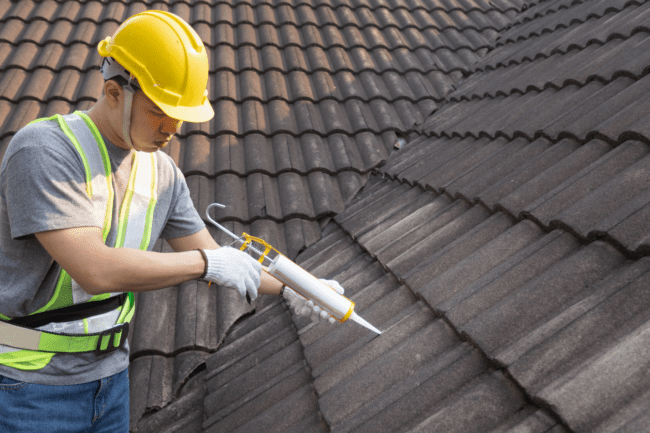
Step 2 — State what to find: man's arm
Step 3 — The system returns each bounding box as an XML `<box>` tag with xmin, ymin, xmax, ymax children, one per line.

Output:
<box><xmin>35</xmin><ymin>226</ymin><xmax>205</xmax><ymax>295</ymax></box>
<box><xmin>166</xmin><ymin>228</ymin><xmax>283</xmax><ymax>296</ymax></box>
<box><xmin>36</xmin><ymin>225</ymin><xmax>283</xmax><ymax>297</ymax></box>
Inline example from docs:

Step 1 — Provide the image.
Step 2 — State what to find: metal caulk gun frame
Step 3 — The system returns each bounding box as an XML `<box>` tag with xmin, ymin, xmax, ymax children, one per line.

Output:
<box><xmin>205</xmin><ymin>203</ymin><xmax>382</xmax><ymax>334</ymax></box>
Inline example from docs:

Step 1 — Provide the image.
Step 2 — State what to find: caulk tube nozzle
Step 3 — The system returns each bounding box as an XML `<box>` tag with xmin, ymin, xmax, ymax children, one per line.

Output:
<box><xmin>350</xmin><ymin>312</ymin><xmax>382</xmax><ymax>334</ymax></box>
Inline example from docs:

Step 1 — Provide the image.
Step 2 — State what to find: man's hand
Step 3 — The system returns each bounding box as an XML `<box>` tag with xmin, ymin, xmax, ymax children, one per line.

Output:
<box><xmin>202</xmin><ymin>247</ymin><xmax>262</xmax><ymax>300</ymax></box>
<box><xmin>283</xmin><ymin>279</ymin><xmax>345</xmax><ymax>324</ymax></box>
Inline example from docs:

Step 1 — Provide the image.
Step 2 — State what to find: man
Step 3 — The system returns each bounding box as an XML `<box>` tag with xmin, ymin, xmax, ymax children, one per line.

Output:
<box><xmin>0</xmin><ymin>11</ymin><xmax>340</xmax><ymax>432</ymax></box>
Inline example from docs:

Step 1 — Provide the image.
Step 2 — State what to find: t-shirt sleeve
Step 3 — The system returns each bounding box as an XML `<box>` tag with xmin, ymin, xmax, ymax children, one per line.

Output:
<box><xmin>1</xmin><ymin>133</ymin><xmax>98</xmax><ymax>240</ymax></box>
<box><xmin>160</xmin><ymin>164</ymin><xmax>205</xmax><ymax>239</ymax></box>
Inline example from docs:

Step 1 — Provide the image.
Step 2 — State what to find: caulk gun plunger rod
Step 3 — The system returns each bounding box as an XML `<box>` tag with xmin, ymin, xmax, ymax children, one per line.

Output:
<box><xmin>206</xmin><ymin>203</ymin><xmax>270</xmax><ymax>261</ymax></box>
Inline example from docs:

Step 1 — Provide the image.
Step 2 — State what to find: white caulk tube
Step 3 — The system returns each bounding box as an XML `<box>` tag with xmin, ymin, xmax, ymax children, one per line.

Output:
<box><xmin>269</xmin><ymin>255</ymin><xmax>382</xmax><ymax>334</ymax></box>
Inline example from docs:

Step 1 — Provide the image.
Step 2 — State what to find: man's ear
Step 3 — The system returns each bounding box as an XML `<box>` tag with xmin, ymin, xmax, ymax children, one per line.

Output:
<box><xmin>103</xmin><ymin>80</ymin><xmax>123</xmax><ymax>108</ymax></box>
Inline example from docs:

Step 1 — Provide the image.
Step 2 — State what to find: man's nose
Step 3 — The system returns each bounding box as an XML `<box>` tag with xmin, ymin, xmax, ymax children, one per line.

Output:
<box><xmin>161</xmin><ymin>116</ymin><xmax>183</xmax><ymax>135</ymax></box>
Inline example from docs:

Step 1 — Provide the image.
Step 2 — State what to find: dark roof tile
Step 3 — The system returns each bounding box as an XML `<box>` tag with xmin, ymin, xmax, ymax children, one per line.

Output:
<box><xmin>303</xmin><ymin>240</ymin><xmax>365</xmax><ymax>280</ymax></box>
<box><xmin>531</xmin><ymin>268</ymin><xmax>650</xmax><ymax>431</ymax></box>
<box><xmin>401</xmin><ymin>370</ymin><xmax>529</xmax><ymax>433</ymax></box>
<box><xmin>205</xmin><ymin>302</ymin><xmax>292</xmax><ymax>372</ymax></box>
<box><xmin>598</xmin><ymin>188</ymin><xmax>650</xmax><ymax>252</ymax></box>
<box><xmin>489</xmin><ymin>409</ymin><xmax>563</xmax><ymax>433</ymax></box>
<box><xmin>432</xmin><ymin>137</ymin><xmax>522</xmax><ymax>197</ymax></box>
<box><xmin>169</xmin><ymin>350</ymin><xmax>210</xmax><ymax>395</ymax></box>
<box><xmin>135</xmin><ymin>383</ymin><xmax>206</xmax><ymax>433</ymax></box>
<box><xmin>359</xmin><ymin>191</ymin><xmax>450</xmax><ymax>249</ymax></box>
<box><xmin>349</xmin><ymin>344</ymin><xmax>483</xmax><ymax>432</ymax></box>
<box><xmin>385</xmin><ymin>202</ymin><xmax>484</xmax><ymax>275</ymax></box>
<box><xmin>553</xmin><ymin>150</ymin><xmax>650</xmax><ymax>240</ymax></box>
<box><xmin>319</xmin><ymin>318</ymin><xmax>459</xmax><ymax>425</ymax></box>
<box><xmin>541</xmin><ymin>77</ymin><xmax>634</xmax><ymax>139</ymax></box>
<box><xmin>130</xmin><ymin>287</ymin><xmax>178</xmax><ymax>354</ymax></box>
<box><xmin>303</xmin><ymin>278</ymin><xmax>410</xmax><ymax>369</ymax></box>
<box><xmin>310</xmin><ymin>299</ymin><xmax>422</xmax><ymax>377</ymax></box>
<box><xmin>498</xmin><ymin>139</ymin><xmax>612</xmax><ymax>216</ymax></box>
<box><xmin>129</xmin><ymin>355</ymin><xmax>175</xmax><ymax>430</ymax></box>
<box><xmin>342</xmin><ymin>180</ymin><xmax>412</xmax><ymax>231</ymax></box>
<box><xmin>463</xmin><ymin>241</ymin><xmax>625</xmax><ymax>358</ymax></box>
<box><xmin>508</xmin><ymin>257</ymin><xmax>650</xmax><ymax>392</ymax></box>
<box><xmin>307</xmin><ymin>170</ymin><xmax>346</xmax><ymax>214</ymax></box>
<box><xmin>418</xmin><ymin>219</ymin><xmax>544</xmax><ymax>307</ymax></box>
<box><xmin>343</xmin><ymin>183</ymin><xmax>423</xmax><ymax>235</ymax></box>
<box><xmin>206</xmin><ymin>329</ymin><xmax>298</xmax><ymax>397</ymax></box>
<box><xmin>524</xmin><ymin>140</ymin><xmax>650</xmax><ymax>228</ymax></box>
<box><xmin>479</xmin><ymin>138</ymin><xmax>579</xmax><ymax>210</ymax></box>
<box><xmin>297</xmin><ymin>231</ymin><xmax>356</xmax><ymax>272</ymax></box>
<box><xmin>403</xmin><ymin>212</ymin><xmax>513</xmax><ymax>290</ymax></box>
<box><xmin>378</xmin><ymin>135</ymin><xmax>449</xmax><ymax>177</ymax></box>
<box><xmin>442</xmin><ymin>230</ymin><xmax>579</xmax><ymax>328</ymax></box>
<box><xmin>402</xmin><ymin>137</ymin><xmax>502</xmax><ymax>187</ymax></box>
<box><xmin>203</xmin><ymin>361</ymin><xmax>311</xmax><ymax>431</ymax></box>
<box><xmin>217</xmin><ymin>382</ymin><xmax>324</xmax><ymax>433</ymax></box>
<box><xmin>334</xmin><ymin>177</ymin><xmax>399</xmax><ymax>222</ymax></box>
<box><xmin>456</xmin><ymin>138</ymin><xmax>553</xmax><ymax>202</ymax></box>
<box><xmin>599</xmin><ymin>81</ymin><xmax>650</xmax><ymax>140</ymax></box>
<box><xmin>364</xmin><ymin>345</ymin><xmax>530</xmax><ymax>433</ymax></box>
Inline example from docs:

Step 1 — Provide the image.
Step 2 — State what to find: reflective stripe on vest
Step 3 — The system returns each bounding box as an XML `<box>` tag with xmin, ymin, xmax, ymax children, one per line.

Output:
<box><xmin>0</xmin><ymin>111</ymin><xmax>158</xmax><ymax>368</ymax></box>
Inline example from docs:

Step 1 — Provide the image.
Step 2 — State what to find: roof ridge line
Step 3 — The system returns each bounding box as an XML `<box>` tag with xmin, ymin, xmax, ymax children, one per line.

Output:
<box><xmin>471</xmin><ymin>27</ymin><xmax>650</xmax><ymax>72</ymax></box>
<box><xmin>0</xmin><ymin>1</ymin><xmax>520</xmax><ymax>24</ymax></box>
<box><xmin>0</xmin><ymin>92</ymin><xmax>445</xmax><ymax>107</ymax></box>
<box><xmin>447</xmin><ymin>69</ymin><xmax>650</xmax><ymax>102</ymax></box>
<box><xmin>0</xmin><ymin>39</ymin><xmax>486</xmax><ymax>73</ymax></box>
<box><xmin>0</xmin><ymin>127</ymin><xmax>413</xmax><ymax>144</ymax></box>
<box><xmin>507</xmin><ymin>0</ymin><xmax>645</xmax><ymax>29</ymax></box>
<box><xmin>184</xmin><ymin>166</ymin><xmax>373</xmax><ymax>179</ymax></box>
<box><xmin>0</xmin><ymin>14</ymin><xmax>512</xmax><ymax>35</ymax></box>
<box><xmin>200</xmin><ymin>213</ymin><xmax>338</xmax><ymax>226</ymax></box>
<box><xmin>493</xmin><ymin>6</ymin><xmax>649</xmax><ymax>49</ymax></box>
<box><xmin>416</xmin><ymin>128</ymin><xmax>649</xmax><ymax>148</ymax></box>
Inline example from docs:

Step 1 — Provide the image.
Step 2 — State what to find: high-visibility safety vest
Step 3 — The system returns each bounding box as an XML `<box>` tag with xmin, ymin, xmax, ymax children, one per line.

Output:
<box><xmin>0</xmin><ymin>111</ymin><xmax>158</xmax><ymax>370</ymax></box>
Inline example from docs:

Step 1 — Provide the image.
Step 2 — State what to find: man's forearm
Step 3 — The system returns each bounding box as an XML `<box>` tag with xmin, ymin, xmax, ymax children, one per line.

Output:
<box><xmin>34</xmin><ymin>226</ymin><xmax>205</xmax><ymax>294</ymax></box>
<box><xmin>35</xmin><ymin>226</ymin><xmax>284</xmax><ymax>297</ymax></box>
<box><xmin>83</xmin><ymin>247</ymin><xmax>206</xmax><ymax>294</ymax></box>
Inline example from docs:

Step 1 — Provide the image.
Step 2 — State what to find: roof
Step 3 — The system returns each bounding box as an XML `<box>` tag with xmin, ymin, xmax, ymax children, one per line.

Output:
<box><xmin>3</xmin><ymin>0</ymin><xmax>650</xmax><ymax>431</ymax></box>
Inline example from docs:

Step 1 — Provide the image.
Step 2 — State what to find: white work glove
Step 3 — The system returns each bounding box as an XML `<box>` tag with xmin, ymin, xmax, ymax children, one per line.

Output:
<box><xmin>202</xmin><ymin>246</ymin><xmax>262</xmax><ymax>300</ymax></box>
<box><xmin>282</xmin><ymin>279</ymin><xmax>345</xmax><ymax>324</ymax></box>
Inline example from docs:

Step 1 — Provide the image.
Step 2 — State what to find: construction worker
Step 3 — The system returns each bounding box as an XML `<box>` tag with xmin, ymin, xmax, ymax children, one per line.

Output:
<box><xmin>0</xmin><ymin>11</ymin><xmax>341</xmax><ymax>432</ymax></box>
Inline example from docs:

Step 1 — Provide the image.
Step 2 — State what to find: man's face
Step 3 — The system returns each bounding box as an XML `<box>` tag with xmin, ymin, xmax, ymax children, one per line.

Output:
<box><xmin>128</xmin><ymin>90</ymin><xmax>183</xmax><ymax>152</ymax></box>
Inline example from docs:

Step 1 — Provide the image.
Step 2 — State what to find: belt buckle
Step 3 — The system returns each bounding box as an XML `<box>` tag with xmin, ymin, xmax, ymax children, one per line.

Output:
<box><xmin>95</xmin><ymin>322</ymin><xmax>129</xmax><ymax>355</ymax></box>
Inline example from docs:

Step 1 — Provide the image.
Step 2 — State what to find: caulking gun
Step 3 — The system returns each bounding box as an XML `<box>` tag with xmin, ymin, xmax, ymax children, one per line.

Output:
<box><xmin>206</xmin><ymin>203</ymin><xmax>382</xmax><ymax>335</ymax></box>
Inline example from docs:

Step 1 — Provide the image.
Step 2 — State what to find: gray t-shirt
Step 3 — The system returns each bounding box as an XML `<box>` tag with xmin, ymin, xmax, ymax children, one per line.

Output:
<box><xmin>0</xmin><ymin>113</ymin><xmax>205</xmax><ymax>385</ymax></box>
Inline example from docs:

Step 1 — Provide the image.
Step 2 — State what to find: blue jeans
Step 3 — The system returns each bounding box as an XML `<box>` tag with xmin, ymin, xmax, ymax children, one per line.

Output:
<box><xmin>0</xmin><ymin>369</ymin><xmax>129</xmax><ymax>432</ymax></box>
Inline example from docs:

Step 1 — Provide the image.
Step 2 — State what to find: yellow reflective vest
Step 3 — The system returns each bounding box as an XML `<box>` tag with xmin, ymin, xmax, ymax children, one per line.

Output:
<box><xmin>0</xmin><ymin>111</ymin><xmax>158</xmax><ymax>370</ymax></box>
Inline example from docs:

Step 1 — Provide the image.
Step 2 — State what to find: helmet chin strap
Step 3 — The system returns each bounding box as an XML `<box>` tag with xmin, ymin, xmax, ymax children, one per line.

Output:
<box><xmin>101</xmin><ymin>58</ymin><xmax>138</xmax><ymax>150</ymax></box>
<box><xmin>122</xmin><ymin>84</ymin><xmax>135</xmax><ymax>150</ymax></box>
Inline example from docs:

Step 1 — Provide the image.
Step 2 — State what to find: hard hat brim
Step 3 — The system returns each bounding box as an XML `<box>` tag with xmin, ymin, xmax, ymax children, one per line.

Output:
<box><xmin>154</xmin><ymin>97</ymin><xmax>215</xmax><ymax>123</ymax></box>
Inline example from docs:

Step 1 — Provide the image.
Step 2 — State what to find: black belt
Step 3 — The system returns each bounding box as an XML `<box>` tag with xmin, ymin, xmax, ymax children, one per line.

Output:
<box><xmin>8</xmin><ymin>294</ymin><xmax>127</xmax><ymax>329</ymax></box>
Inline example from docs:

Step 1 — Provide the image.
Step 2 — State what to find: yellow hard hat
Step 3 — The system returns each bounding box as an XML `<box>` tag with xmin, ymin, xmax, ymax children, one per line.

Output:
<box><xmin>97</xmin><ymin>10</ymin><xmax>214</xmax><ymax>123</ymax></box>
